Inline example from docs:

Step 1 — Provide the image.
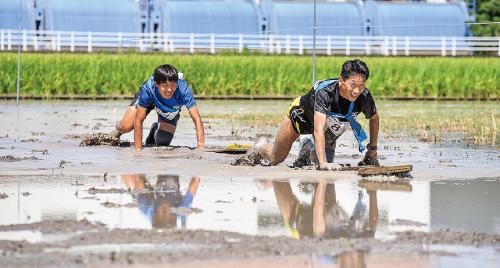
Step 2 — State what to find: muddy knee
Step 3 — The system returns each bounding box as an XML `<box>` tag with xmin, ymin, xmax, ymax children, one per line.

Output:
<box><xmin>117</xmin><ymin>120</ymin><xmax>134</xmax><ymax>133</ymax></box>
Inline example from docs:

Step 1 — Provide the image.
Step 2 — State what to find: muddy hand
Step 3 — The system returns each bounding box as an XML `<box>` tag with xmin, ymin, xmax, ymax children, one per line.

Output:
<box><xmin>358</xmin><ymin>149</ymin><xmax>379</xmax><ymax>166</ymax></box>
<box><xmin>318</xmin><ymin>162</ymin><xmax>342</xmax><ymax>171</ymax></box>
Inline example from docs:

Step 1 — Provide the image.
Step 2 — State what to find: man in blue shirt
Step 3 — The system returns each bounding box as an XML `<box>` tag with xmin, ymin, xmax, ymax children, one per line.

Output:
<box><xmin>111</xmin><ymin>64</ymin><xmax>205</xmax><ymax>151</ymax></box>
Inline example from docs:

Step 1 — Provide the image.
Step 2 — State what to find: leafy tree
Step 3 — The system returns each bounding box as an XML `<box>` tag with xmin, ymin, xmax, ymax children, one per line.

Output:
<box><xmin>472</xmin><ymin>0</ymin><xmax>500</xmax><ymax>36</ymax></box>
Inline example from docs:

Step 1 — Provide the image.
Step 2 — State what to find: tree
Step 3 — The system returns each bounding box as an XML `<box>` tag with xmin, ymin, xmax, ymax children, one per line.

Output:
<box><xmin>472</xmin><ymin>0</ymin><xmax>500</xmax><ymax>36</ymax></box>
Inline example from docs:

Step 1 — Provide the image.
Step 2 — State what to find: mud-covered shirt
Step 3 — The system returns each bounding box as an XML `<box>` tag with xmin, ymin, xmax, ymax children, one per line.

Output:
<box><xmin>299</xmin><ymin>78</ymin><xmax>377</xmax><ymax>125</ymax></box>
<box><xmin>137</xmin><ymin>75</ymin><xmax>196</xmax><ymax>120</ymax></box>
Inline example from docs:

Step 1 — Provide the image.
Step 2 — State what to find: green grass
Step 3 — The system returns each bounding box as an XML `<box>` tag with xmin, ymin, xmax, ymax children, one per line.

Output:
<box><xmin>0</xmin><ymin>53</ymin><xmax>498</xmax><ymax>98</ymax></box>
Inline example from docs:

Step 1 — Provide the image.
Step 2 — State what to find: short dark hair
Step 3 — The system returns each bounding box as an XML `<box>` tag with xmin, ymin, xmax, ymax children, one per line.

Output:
<box><xmin>340</xmin><ymin>59</ymin><xmax>369</xmax><ymax>80</ymax></box>
<box><xmin>153</xmin><ymin>64</ymin><xmax>178</xmax><ymax>84</ymax></box>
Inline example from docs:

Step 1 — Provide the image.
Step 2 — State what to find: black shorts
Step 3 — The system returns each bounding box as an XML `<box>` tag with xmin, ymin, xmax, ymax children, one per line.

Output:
<box><xmin>129</xmin><ymin>91</ymin><xmax>153</xmax><ymax>115</ymax></box>
<box><xmin>288</xmin><ymin>97</ymin><xmax>313</xmax><ymax>134</ymax></box>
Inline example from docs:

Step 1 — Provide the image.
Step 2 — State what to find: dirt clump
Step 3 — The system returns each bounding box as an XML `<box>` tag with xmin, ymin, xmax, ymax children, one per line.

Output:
<box><xmin>80</xmin><ymin>133</ymin><xmax>130</xmax><ymax>147</ymax></box>
<box><xmin>19</xmin><ymin>138</ymin><xmax>40</xmax><ymax>143</ymax></box>
<box><xmin>58</xmin><ymin>160</ymin><xmax>70</xmax><ymax>168</ymax></box>
<box><xmin>0</xmin><ymin>155</ymin><xmax>40</xmax><ymax>162</ymax></box>
<box><xmin>63</xmin><ymin>134</ymin><xmax>82</xmax><ymax>140</ymax></box>
<box><xmin>391</xmin><ymin>219</ymin><xmax>426</xmax><ymax>227</ymax></box>
<box><xmin>169</xmin><ymin>207</ymin><xmax>202</xmax><ymax>215</ymax></box>
<box><xmin>88</xmin><ymin>187</ymin><xmax>129</xmax><ymax>195</ymax></box>
<box><xmin>30</xmin><ymin>131</ymin><xmax>45</xmax><ymax>136</ymax></box>
<box><xmin>101</xmin><ymin>201</ymin><xmax>138</xmax><ymax>208</ymax></box>
<box><xmin>31</xmin><ymin>149</ymin><xmax>48</xmax><ymax>154</ymax></box>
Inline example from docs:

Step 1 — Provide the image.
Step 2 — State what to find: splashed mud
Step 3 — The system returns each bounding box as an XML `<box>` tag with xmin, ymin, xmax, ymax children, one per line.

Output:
<box><xmin>231</xmin><ymin>148</ymin><xmax>266</xmax><ymax>166</ymax></box>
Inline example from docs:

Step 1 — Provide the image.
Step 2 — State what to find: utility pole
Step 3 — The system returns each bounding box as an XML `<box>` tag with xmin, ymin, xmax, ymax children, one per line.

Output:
<box><xmin>312</xmin><ymin>0</ymin><xmax>317</xmax><ymax>85</ymax></box>
<box><xmin>16</xmin><ymin>0</ymin><xmax>22</xmax><ymax>104</ymax></box>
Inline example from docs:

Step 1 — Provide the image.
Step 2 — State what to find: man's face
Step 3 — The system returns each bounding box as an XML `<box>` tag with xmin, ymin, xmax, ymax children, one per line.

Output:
<box><xmin>156</xmin><ymin>81</ymin><xmax>177</xmax><ymax>99</ymax></box>
<box><xmin>339</xmin><ymin>74</ymin><xmax>366</xmax><ymax>101</ymax></box>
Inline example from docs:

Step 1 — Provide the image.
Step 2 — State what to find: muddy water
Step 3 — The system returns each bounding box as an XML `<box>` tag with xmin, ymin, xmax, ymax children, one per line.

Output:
<box><xmin>0</xmin><ymin>100</ymin><xmax>499</xmax><ymax>266</ymax></box>
<box><xmin>0</xmin><ymin>100</ymin><xmax>498</xmax><ymax>180</ymax></box>
<box><xmin>0</xmin><ymin>174</ymin><xmax>499</xmax><ymax>267</ymax></box>
<box><xmin>0</xmin><ymin>174</ymin><xmax>498</xmax><ymax>238</ymax></box>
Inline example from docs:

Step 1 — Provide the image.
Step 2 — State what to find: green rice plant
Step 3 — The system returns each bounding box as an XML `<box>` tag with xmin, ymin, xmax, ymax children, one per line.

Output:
<box><xmin>0</xmin><ymin>53</ymin><xmax>498</xmax><ymax>99</ymax></box>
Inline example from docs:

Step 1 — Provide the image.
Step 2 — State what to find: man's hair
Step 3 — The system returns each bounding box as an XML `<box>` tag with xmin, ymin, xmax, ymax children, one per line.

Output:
<box><xmin>340</xmin><ymin>59</ymin><xmax>369</xmax><ymax>80</ymax></box>
<box><xmin>153</xmin><ymin>64</ymin><xmax>178</xmax><ymax>84</ymax></box>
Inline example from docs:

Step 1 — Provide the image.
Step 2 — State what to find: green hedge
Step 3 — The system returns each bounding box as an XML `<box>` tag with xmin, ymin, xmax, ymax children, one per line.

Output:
<box><xmin>0</xmin><ymin>53</ymin><xmax>498</xmax><ymax>98</ymax></box>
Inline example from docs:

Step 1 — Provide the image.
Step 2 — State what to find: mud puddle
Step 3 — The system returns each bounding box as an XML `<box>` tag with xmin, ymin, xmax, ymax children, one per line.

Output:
<box><xmin>0</xmin><ymin>174</ymin><xmax>498</xmax><ymax>240</ymax></box>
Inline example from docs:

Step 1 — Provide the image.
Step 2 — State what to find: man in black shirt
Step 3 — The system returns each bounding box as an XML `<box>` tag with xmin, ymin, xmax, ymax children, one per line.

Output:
<box><xmin>255</xmin><ymin>59</ymin><xmax>379</xmax><ymax>170</ymax></box>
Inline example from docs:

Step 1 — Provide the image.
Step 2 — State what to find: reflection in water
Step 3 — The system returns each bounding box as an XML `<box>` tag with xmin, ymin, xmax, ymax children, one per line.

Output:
<box><xmin>271</xmin><ymin>179</ymin><xmax>412</xmax><ymax>240</ymax></box>
<box><xmin>315</xmin><ymin>251</ymin><xmax>367</xmax><ymax>268</ymax></box>
<box><xmin>122</xmin><ymin>174</ymin><xmax>200</xmax><ymax>229</ymax></box>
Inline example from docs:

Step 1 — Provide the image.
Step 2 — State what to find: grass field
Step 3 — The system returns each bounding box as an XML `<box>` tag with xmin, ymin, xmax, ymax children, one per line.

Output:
<box><xmin>0</xmin><ymin>53</ymin><xmax>498</xmax><ymax>98</ymax></box>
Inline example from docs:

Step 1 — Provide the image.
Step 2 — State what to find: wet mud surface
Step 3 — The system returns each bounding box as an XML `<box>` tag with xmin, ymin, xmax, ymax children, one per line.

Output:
<box><xmin>0</xmin><ymin>100</ymin><xmax>498</xmax><ymax>267</ymax></box>
<box><xmin>0</xmin><ymin>221</ymin><xmax>498</xmax><ymax>267</ymax></box>
<box><xmin>0</xmin><ymin>100</ymin><xmax>498</xmax><ymax>180</ymax></box>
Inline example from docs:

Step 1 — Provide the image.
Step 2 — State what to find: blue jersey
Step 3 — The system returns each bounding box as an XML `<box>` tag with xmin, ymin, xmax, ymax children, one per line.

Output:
<box><xmin>137</xmin><ymin>75</ymin><xmax>196</xmax><ymax>120</ymax></box>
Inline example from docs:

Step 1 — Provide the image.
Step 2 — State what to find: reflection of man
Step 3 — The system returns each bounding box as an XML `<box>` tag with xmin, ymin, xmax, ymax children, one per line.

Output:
<box><xmin>122</xmin><ymin>174</ymin><xmax>200</xmax><ymax>228</ymax></box>
<box><xmin>272</xmin><ymin>180</ymin><xmax>378</xmax><ymax>239</ymax></box>
<box><xmin>315</xmin><ymin>251</ymin><xmax>367</xmax><ymax>268</ymax></box>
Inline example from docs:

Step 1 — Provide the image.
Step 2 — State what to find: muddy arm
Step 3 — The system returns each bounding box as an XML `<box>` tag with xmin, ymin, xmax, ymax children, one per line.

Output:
<box><xmin>313</xmin><ymin>111</ymin><xmax>328</xmax><ymax>166</ymax></box>
<box><xmin>369</xmin><ymin>113</ymin><xmax>379</xmax><ymax>147</ymax></box>
<box><xmin>313</xmin><ymin>180</ymin><xmax>327</xmax><ymax>237</ymax></box>
<box><xmin>134</xmin><ymin>107</ymin><xmax>147</xmax><ymax>151</ymax></box>
<box><xmin>187</xmin><ymin>176</ymin><xmax>201</xmax><ymax>195</ymax></box>
<box><xmin>188</xmin><ymin>105</ymin><xmax>205</xmax><ymax>149</ymax></box>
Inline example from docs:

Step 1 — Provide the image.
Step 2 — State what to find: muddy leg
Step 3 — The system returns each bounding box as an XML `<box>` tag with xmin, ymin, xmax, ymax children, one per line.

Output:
<box><xmin>116</xmin><ymin>106</ymin><xmax>137</xmax><ymax>134</ymax></box>
<box><xmin>257</xmin><ymin>116</ymin><xmax>299</xmax><ymax>165</ymax></box>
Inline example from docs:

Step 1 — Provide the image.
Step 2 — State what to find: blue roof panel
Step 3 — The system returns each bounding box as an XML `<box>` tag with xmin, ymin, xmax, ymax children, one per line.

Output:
<box><xmin>368</xmin><ymin>2</ymin><xmax>466</xmax><ymax>36</ymax></box>
<box><xmin>161</xmin><ymin>1</ymin><xmax>259</xmax><ymax>34</ymax></box>
<box><xmin>0</xmin><ymin>0</ymin><xmax>31</xmax><ymax>30</ymax></box>
<box><xmin>272</xmin><ymin>2</ymin><xmax>364</xmax><ymax>36</ymax></box>
<box><xmin>45</xmin><ymin>0</ymin><xmax>138</xmax><ymax>32</ymax></box>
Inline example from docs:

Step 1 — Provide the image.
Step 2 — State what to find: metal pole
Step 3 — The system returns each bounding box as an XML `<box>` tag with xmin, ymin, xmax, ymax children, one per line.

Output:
<box><xmin>16</xmin><ymin>0</ymin><xmax>22</xmax><ymax>104</ymax></box>
<box><xmin>312</xmin><ymin>0</ymin><xmax>317</xmax><ymax>85</ymax></box>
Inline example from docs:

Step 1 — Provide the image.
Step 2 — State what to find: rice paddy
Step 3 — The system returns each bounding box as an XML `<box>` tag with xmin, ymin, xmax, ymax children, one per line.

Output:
<box><xmin>0</xmin><ymin>53</ymin><xmax>498</xmax><ymax>99</ymax></box>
